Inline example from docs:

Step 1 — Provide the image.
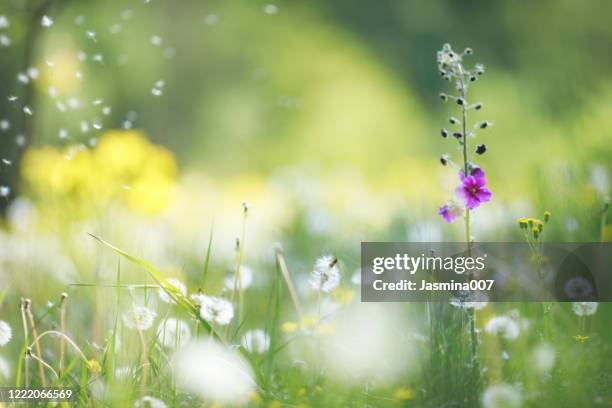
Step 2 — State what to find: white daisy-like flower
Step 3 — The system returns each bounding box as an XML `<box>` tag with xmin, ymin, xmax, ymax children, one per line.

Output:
<box><xmin>572</xmin><ymin>301</ymin><xmax>598</xmax><ymax>316</ymax></box>
<box><xmin>309</xmin><ymin>255</ymin><xmax>340</xmax><ymax>293</ymax></box>
<box><xmin>157</xmin><ymin>278</ymin><xmax>187</xmax><ymax>304</ymax></box>
<box><xmin>241</xmin><ymin>329</ymin><xmax>270</xmax><ymax>354</ymax></box>
<box><xmin>481</xmin><ymin>383</ymin><xmax>522</xmax><ymax>408</ymax></box>
<box><xmin>134</xmin><ymin>396</ymin><xmax>167</xmax><ymax>408</ymax></box>
<box><xmin>123</xmin><ymin>306</ymin><xmax>156</xmax><ymax>331</ymax></box>
<box><xmin>485</xmin><ymin>316</ymin><xmax>520</xmax><ymax>340</ymax></box>
<box><xmin>224</xmin><ymin>265</ymin><xmax>254</xmax><ymax>291</ymax></box>
<box><xmin>172</xmin><ymin>340</ymin><xmax>255</xmax><ymax>405</ymax></box>
<box><xmin>157</xmin><ymin>318</ymin><xmax>191</xmax><ymax>348</ymax></box>
<box><xmin>0</xmin><ymin>320</ymin><xmax>12</xmax><ymax>346</ymax></box>
<box><xmin>199</xmin><ymin>296</ymin><xmax>234</xmax><ymax>326</ymax></box>
<box><xmin>0</xmin><ymin>355</ymin><xmax>9</xmax><ymax>380</ymax></box>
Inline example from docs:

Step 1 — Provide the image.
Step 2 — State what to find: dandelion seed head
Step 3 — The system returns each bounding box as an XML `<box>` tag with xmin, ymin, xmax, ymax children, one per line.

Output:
<box><xmin>485</xmin><ymin>316</ymin><xmax>520</xmax><ymax>340</ymax></box>
<box><xmin>198</xmin><ymin>296</ymin><xmax>234</xmax><ymax>326</ymax></box>
<box><xmin>0</xmin><ymin>320</ymin><xmax>12</xmax><ymax>346</ymax></box>
<box><xmin>532</xmin><ymin>343</ymin><xmax>555</xmax><ymax>374</ymax></box>
<box><xmin>41</xmin><ymin>15</ymin><xmax>54</xmax><ymax>27</ymax></box>
<box><xmin>0</xmin><ymin>15</ymin><xmax>9</xmax><ymax>29</ymax></box>
<box><xmin>481</xmin><ymin>383</ymin><xmax>522</xmax><ymax>408</ymax></box>
<box><xmin>241</xmin><ymin>329</ymin><xmax>270</xmax><ymax>354</ymax></box>
<box><xmin>158</xmin><ymin>278</ymin><xmax>187</xmax><ymax>303</ymax></box>
<box><xmin>123</xmin><ymin>306</ymin><xmax>156</xmax><ymax>331</ymax></box>
<box><xmin>134</xmin><ymin>396</ymin><xmax>167</xmax><ymax>408</ymax></box>
<box><xmin>0</xmin><ymin>34</ymin><xmax>11</xmax><ymax>47</ymax></box>
<box><xmin>309</xmin><ymin>255</ymin><xmax>340</xmax><ymax>293</ymax></box>
<box><xmin>224</xmin><ymin>265</ymin><xmax>253</xmax><ymax>290</ymax></box>
<box><xmin>172</xmin><ymin>340</ymin><xmax>255</xmax><ymax>404</ymax></box>
<box><xmin>157</xmin><ymin>318</ymin><xmax>191</xmax><ymax>348</ymax></box>
<box><xmin>572</xmin><ymin>301</ymin><xmax>598</xmax><ymax>316</ymax></box>
<box><xmin>204</xmin><ymin>14</ymin><xmax>219</xmax><ymax>25</ymax></box>
<box><xmin>264</xmin><ymin>4</ymin><xmax>278</xmax><ymax>14</ymax></box>
<box><xmin>86</xmin><ymin>30</ymin><xmax>97</xmax><ymax>41</ymax></box>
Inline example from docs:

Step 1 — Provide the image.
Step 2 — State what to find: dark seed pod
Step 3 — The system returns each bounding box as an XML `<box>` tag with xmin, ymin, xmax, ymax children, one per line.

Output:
<box><xmin>440</xmin><ymin>93</ymin><xmax>448</xmax><ymax>101</ymax></box>
<box><xmin>476</xmin><ymin>144</ymin><xmax>487</xmax><ymax>154</ymax></box>
<box><xmin>453</xmin><ymin>132</ymin><xmax>463</xmax><ymax>139</ymax></box>
<box><xmin>470</xmin><ymin>75</ymin><xmax>477</xmax><ymax>82</ymax></box>
<box><xmin>456</xmin><ymin>97</ymin><xmax>465</xmax><ymax>106</ymax></box>
<box><xmin>449</xmin><ymin>117</ymin><xmax>459</xmax><ymax>124</ymax></box>
<box><xmin>464</xmin><ymin>48</ymin><xmax>473</xmax><ymax>55</ymax></box>
<box><xmin>479</xmin><ymin>121</ymin><xmax>489</xmax><ymax>129</ymax></box>
<box><xmin>474</xmin><ymin>103</ymin><xmax>482</xmax><ymax>110</ymax></box>
<box><xmin>440</xmin><ymin>155</ymin><xmax>448</xmax><ymax>166</ymax></box>
<box><xmin>440</xmin><ymin>128</ymin><xmax>448</xmax><ymax>138</ymax></box>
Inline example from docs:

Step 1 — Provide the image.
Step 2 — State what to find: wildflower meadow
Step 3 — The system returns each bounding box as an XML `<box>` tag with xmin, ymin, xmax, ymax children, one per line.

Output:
<box><xmin>0</xmin><ymin>1</ymin><xmax>611</xmax><ymax>407</ymax></box>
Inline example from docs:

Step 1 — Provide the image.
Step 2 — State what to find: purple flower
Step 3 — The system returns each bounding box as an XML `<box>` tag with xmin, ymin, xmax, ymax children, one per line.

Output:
<box><xmin>439</xmin><ymin>200</ymin><xmax>464</xmax><ymax>223</ymax></box>
<box><xmin>456</xmin><ymin>167</ymin><xmax>492</xmax><ymax>209</ymax></box>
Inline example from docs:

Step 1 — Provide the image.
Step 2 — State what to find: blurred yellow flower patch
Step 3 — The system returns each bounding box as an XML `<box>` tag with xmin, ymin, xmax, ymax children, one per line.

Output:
<box><xmin>21</xmin><ymin>130</ymin><xmax>177</xmax><ymax>216</ymax></box>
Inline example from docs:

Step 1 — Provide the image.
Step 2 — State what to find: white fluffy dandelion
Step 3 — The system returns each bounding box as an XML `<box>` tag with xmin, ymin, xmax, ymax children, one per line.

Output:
<box><xmin>309</xmin><ymin>255</ymin><xmax>340</xmax><ymax>293</ymax></box>
<box><xmin>123</xmin><ymin>306</ymin><xmax>156</xmax><ymax>331</ymax></box>
<box><xmin>157</xmin><ymin>278</ymin><xmax>187</xmax><ymax>304</ymax></box>
<box><xmin>532</xmin><ymin>343</ymin><xmax>555</xmax><ymax>375</ymax></box>
<box><xmin>485</xmin><ymin>316</ymin><xmax>520</xmax><ymax>340</ymax></box>
<box><xmin>572</xmin><ymin>301</ymin><xmax>598</xmax><ymax>316</ymax></box>
<box><xmin>0</xmin><ymin>320</ymin><xmax>12</xmax><ymax>346</ymax></box>
<box><xmin>172</xmin><ymin>340</ymin><xmax>255</xmax><ymax>404</ymax></box>
<box><xmin>157</xmin><ymin>318</ymin><xmax>191</xmax><ymax>348</ymax></box>
<box><xmin>224</xmin><ymin>265</ymin><xmax>253</xmax><ymax>291</ymax></box>
<box><xmin>481</xmin><ymin>383</ymin><xmax>522</xmax><ymax>408</ymax></box>
<box><xmin>199</xmin><ymin>296</ymin><xmax>234</xmax><ymax>326</ymax></box>
<box><xmin>241</xmin><ymin>329</ymin><xmax>270</xmax><ymax>354</ymax></box>
<box><xmin>41</xmin><ymin>15</ymin><xmax>54</xmax><ymax>27</ymax></box>
<box><xmin>134</xmin><ymin>396</ymin><xmax>167</xmax><ymax>408</ymax></box>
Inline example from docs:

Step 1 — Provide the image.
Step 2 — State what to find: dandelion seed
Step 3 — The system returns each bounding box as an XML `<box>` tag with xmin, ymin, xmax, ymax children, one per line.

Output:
<box><xmin>7</xmin><ymin>95</ymin><xmax>17</xmax><ymax>102</ymax></box>
<box><xmin>101</xmin><ymin>106</ymin><xmax>112</xmax><ymax>115</ymax></box>
<box><xmin>0</xmin><ymin>186</ymin><xmax>11</xmax><ymax>197</ymax></box>
<box><xmin>17</xmin><ymin>73</ymin><xmax>29</xmax><ymax>84</ymax></box>
<box><xmin>15</xmin><ymin>134</ymin><xmax>25</xmax><ymax>147</ymax></box>
<box><xmin>155</xmin><ymin>80</ymin><xmax>165</xmax><ymax>88</ymax></box>
<box><xmin>157</xmin><ymin>318</ymin><xmax>191</xmax><ymax>348</ymax></box>
<box><xmin>241</xmin><ymin>329</ymin><xmax>270</xmax><ymax>354</ymax></box>
<box><xmin>151</xmin><ymin>35</ymin><xmax>162</xmax><ymax>46</ymax></box>
<box><xmin>172</xmin><ymin>340</ymin><xmax>255</xmax><ymax>404</ymax></box>
<box><xmin>92</xmin><ymin>54</ymin><xmax>103</xmax><ymax>63</ymax></box>
<box><xmin>0</xmin><ymin>34</ymin><xmax>10</xmax><ymax>47</ymax></box>
<box><xmin>56</xmin><ymin>101</ymin><xmax>67</xmax><ymax>112</ymax></box>
<box><xmin>75</xmin><ymin>15</ymin><xmax>85</xmax><ymax>25</ymax></box>
<box><xmin>110</xmin><ymin>23</ymin><xmax>121</xmax><ymax>34</ymax></box>
<box><xmin>158</xmin><ymin>278</ymin><xmax>187</xmax><ymax>303</ymax></box>
<box><xmin>0</xmin><ymin>15</ymin><xmax>9</xmax><ymax>29</ymax></box>
<box><xmin>135</xmin><ymin>396</ymin><xmax>167</xmax><ymax>408</ymax></box>
<box><xmin>92</xmin><ymin>121</ymin><xmax>102</xmax><ymax>130</ymax></box>
<box><xmin>151</xmin><ymin>88</ymin><xmax>163</xmax><ymax>96</ymax></box>
<box><xmin>86</xmin><ymin>30</ymin><xmax>97</xmax><ymax>42</ymax></box>
<box><xmin>485</xmin><ymin>316</ymin><xmax>519</xmax><ymax>340</ymax></box>
<box><xmin>77</xmin><ymin>51</ymin><xmax>87</xmax><ymax>62</ymax></box>
<box><xmin>0</xmin><ymin>320</ymin><xmax>12</xmax><ymax>346</ymax></box>
<box><xmin>204</xmin><ymin>14</ymin><xmax>219</xmax><ymax>25</ymax></box>
<box><xmin>123</xmin><ymin>306</ymin><xmax>156</xmax><ymax>331</ymax></box>
<box><xmin>1</xmin><ymin>158</ymin><xmax>12</xmax><ymax>166</ymax></box>
<box><xmin>23</xmin><ymin>106</ymin><xmax>33</xmax><ymax>115</ymax></box>
<box><xmin>481</xmin><ymin>384</ymin><xmax>522</xmax><ymax>408</ymax></box>
<box><xmin>309</xmin><ymin>255</ymin><xmax>340</xmax><ymax>293</ymax></box>
<box><xmin>224</xmin><ymin>266</ymin><xmax>253</xmax><ymax>290</ymax></box>
<box><xmin>0</xmin><ymin>120</ymin><xmax>9</xmax><ymax>131</ymax></box>
<box><xmin>41</xmin><ymin>15</ymin><xmax>54</xmax><ymax>27</ymax></box>
<box><xmin>80</xmin><ymin>121</ymin><xmax>89</xmax><ymax>133</ymax></box>
<box><xmin>572</xmin><ymin>301</ymin><xmax>598</xmax><ymax>316</ymax></box>
<box><xmin>264</xmin><ymin>4</ymin><xmax>278</xmax><ymax>14</ymax></box>
<box><xmin>198</xmin><ymin>296</ymin><xmax>234</xmax><ymax>326</ymax></box>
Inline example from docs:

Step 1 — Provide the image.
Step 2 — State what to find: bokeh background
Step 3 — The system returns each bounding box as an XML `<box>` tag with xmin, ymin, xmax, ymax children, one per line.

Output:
<box><xmin>0</xmin><ymin>0</ymin><xmax>611</xmax><ymax>406</ymax></box>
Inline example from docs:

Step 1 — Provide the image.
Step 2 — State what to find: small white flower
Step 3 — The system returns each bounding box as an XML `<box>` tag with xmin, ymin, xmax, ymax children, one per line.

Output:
<box><xmin>0</xmin><ymin>34</ymin><xmax>11</xmax><ymax>47</ymax></box>
<box><xmin>157</xmin><ymin>278</ymin><xmax>187</xmax><ymax>304</ymax></box>
<box><xmin>572</xmin><ymin>302</ymin><xmax>598</xmax><ymax>316</ymax></box>
<box><xmin>0</xmin><ymin>15</ymin><xmax>9</xmax><ymax>29</ymax></box>
<box><xmin>134</xmin><ymin>396</ymin><xmax>167</xmax><ymax>408</ymax></box>
<box><xmin>309</xmin><ymin>255</ymin><xmax>340</xmax><ymax>293</ymax></box>
<box><xmin>0</xmin><ymin>186</ymin><xmax>10</xmax><ymax>198</ymax></box>
<box><xmin>199</xmin><ymin>296</ymin><xmax>234</xmax><ymax>326</ymax></box>
<box><xmin>41</xmin><ymin>15</ymin><xmax>54</xmax><ymax>27</ymax></box>
<box><xmin>485</xmin><ymin>316</ymin><xmax>519</xmax><ymax>340</ymax></box>
<box><xmin>150</xmin><ymin>35</ymin><xmax>162</xmax><ymax>46</ymax></box>
<box><xmin>157</xmin><ymin>318</ymin><xmax>191</xmax><ymax>348</ymax></box>
<box><xmin>123</xmin><ymin>306</ymin><xmax>156</xmax><ymax>331</ymax></box>
<box><xmin>224</xmin><ymin>266</ymin><xmax>253</xmax><ymax>291</ymax></box>
<box><xmin>0</xmin><ymin>321</ymin><xmax>11</xmax><ymax>346</ymax></box>
<box><xmin>241</xmin><ymin>329</ymin><xmax>270</xmax><ymax>354</ymax></box>
<box><xmin>481</xmin><ymin>383</ymin><xmax>522</xmax><ymax>408</ymax></box>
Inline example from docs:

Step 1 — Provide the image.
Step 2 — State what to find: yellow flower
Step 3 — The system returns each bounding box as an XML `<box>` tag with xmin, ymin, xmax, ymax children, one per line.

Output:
<box><xmin>268</xmin><ymin>401</ymin><xmax>281</xmax><ymax>408</ymax></box>
<box><xmin>281</xmin><ymin>321</ymin><xmax>298</xmax><ymax>333</ymax></box>
<box><xmin>87</xmin><ymin>359</ymin><xmax>102</xmax><ymax>374</ymax></box>
<box><xmin>573</xmin><ymin>334</ymin><xmax>589</xmax><ymax>343</ymax></box>
<box><xmin>393</xmin><ymin>387</ymin><xmax>415</xmax><ymax>401</ymax></box>
<box><xmin>332</xmin><ymin>287</ymin><xmax>354</xmax><ymax>305</ymax></box>
<box><xmin>300</xmin><ymin>315</ymin><xmax>319</xmax><ymax>329</ymax></box>
<box><xmin>297</xmin><ymin>388</ymin><xmax>306</xmax><ymax>397</ymax></box>
<box><xmin>316</xmin><ymin>323</ymin><xmax>336</xmax><ymax>336</ymax></box>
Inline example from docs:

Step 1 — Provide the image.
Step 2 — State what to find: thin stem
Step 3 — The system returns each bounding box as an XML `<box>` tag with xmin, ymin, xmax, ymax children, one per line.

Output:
<box><xmin>137</xmin><ymin>329</ymin><xmax>148</xmax><ymax>398</ymax></box>
<box><xmin>20</xmin><ymin>299</ymin><xmax>29</xmax><ymax>388</ymax></box>
<box><xmin>59</xmin><ymin>293</ymin><xmax>67</xmax><ymax>379</ymax></box>
<box><xmin>275</xmin><ymin>248</ymin><xmax>304</xmax><ymax>319</ymax></box>
<box><xmin>24</xmin><ymin>300</ymin><xmax>46</xmax><ymax>386</ymax></box>
<box><xmin>458</xmin><ymin>67</ymin><xmax>472</xmax><ymax>254</ymax></box>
